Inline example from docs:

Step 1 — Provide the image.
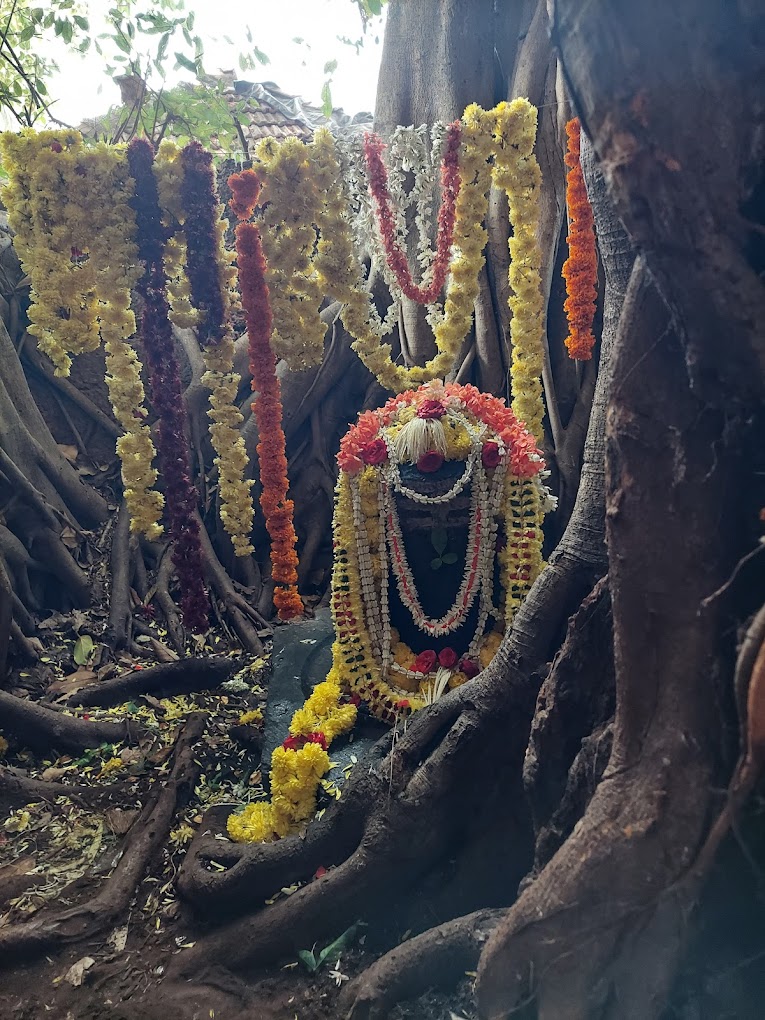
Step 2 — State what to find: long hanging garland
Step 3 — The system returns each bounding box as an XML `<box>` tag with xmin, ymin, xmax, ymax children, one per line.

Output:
<box><xmin>227</xmin><ymin>169</ymin><xmax>303</xmax><ymax>621</ymax></box>
<box><xmin>176</xmin><ymin>141</ymin><xmax>255</xmax><ymax>557</ymax></box>
<box><xmin>562</xmin><ymin>118</ymin><xmax>598</xmax><ymax>361</ymax></box>
<box><xmin>362</xmin><ymin>121</ymin><xmax>461</xmax><ymax>303</ymax></box>
<box><xmin>127</xmin><ymin>138</ymin><xmax>209</xmax><ymax>633</ymax></box>
<box><xmin>0</xmin><ymin>131</ymin><xmax>165</xmax><ymax>540</ymax></box>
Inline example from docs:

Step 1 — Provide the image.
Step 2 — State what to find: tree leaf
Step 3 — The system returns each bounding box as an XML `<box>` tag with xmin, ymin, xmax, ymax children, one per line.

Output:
<box><xmin>73</xmin><ymin>634</ymin><xmax>94</xmax><ymax>666</ymax></box>
<box><xmin>174</xmin><ymin>52</ymin><xmax>197</xmax><ymax>74</ymax></box>
<box><xmin>431</xmin><ymin>527</ymin><xmax>448</xmax><ymax>555</ymax></box>
<box><xmin>320</xmin><ymin>80</ymin><xmax>332</xmax><ymax>118</ymax></box>
<box><xmin>317</xmin><ymin>923</ymin><xmax>359</xmax><ymax>967</ymax></box>
<box><xmin>323</xmin><ymin>59</ymin><xmax>338</xmax><ymax>75</ymax></box>
<box><xmin>297</xmin><ymin>949</ymin><xmax>318</xmax><ymax>972</ymax></box>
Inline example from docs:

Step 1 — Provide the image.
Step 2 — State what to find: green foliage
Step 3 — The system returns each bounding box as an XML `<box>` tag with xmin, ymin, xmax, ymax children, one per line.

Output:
<box><xmin>297</xmin><ymin>923</ymin><xmax>361</xmax><ymax>972</ymax></box>
<box><xmin>0</xmin><ymin>0</ymin><xmax>92</xmax><ymax>126</ymax></box>
<box><xmin>0</xmin><ymin>0</ymin><xmax>264</xmax><ymax>152</ymax></box>
<box><xmin>430</xmin><ymin>527</ymin><xmax>458</xmax><ymax>571</ymax></box>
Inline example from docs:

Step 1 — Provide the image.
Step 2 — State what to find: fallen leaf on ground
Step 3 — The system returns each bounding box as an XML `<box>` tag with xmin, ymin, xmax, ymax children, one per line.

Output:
<box><xmin>62</xmin><ymin>956</ymin><xmax>95</xmax><ymax>987</ymax></box>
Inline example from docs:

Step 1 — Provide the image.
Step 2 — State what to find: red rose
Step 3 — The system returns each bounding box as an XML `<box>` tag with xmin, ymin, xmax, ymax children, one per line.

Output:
<box><xmin>416</xmin><ymin>399</ymin><xmax>447</xmax><ymax>420</ymax></box>
<box><xmin>438</xmin><ymin>647</ymin><xmax>458</xmax><ymax>669</ymax></box>
<box><xmin>282</xmin><ymin>735</ymin><xmax>302</xmax><ymax>751</ymax></box>
<box><xmin>417</xmin><ymin>450</ymin><xmax>444</xmax><ymax>473</ymax></box>
<box><xmin>459</xmin><ymin>658</ymin><xmax>480</xmax><ymax>679</ymax></box>
<box><xmin>361</xmin><ymin>438</ymin><xmax>388</xmax><ymax>465</ymax></box>
<box><xmin>413</xmin><ymin>649</ymin><xmax>438</xmax><ymax>674</ymax></box>
<box><xmin>481</xmin><ymin>441</ymin><xmax>501</xmax><ymax>469</ymax></box>
<box><xmin>396</xmin><ymin>699</ymin><xmax>410</xmax><ymax>710</ymax></box>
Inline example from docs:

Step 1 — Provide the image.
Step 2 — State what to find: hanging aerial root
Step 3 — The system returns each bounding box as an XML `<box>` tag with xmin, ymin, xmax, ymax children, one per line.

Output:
<box><xmin>0</xmin><ymin>712</ymin><xmax>206</xmax><ymax>965</ymax></box>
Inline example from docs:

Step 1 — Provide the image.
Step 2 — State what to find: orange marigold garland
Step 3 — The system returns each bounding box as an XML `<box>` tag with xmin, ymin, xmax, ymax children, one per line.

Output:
<box><xmin>228</xmin><ymin>169</ymin><xmax>303</xmax><ymax>621</ymax></box>
<box><xmin>562</xmin><ymin>118</ymin><xmax>598</xmax><ymax>361</ymax></box>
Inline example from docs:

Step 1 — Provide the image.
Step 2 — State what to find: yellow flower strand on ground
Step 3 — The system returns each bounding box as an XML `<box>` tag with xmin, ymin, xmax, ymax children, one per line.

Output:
<box><xmin>492</xmin><ymin>99</ymin><xmax>546</xmax><ymax>444</ymax></box>
<box><xmin>227</xmin><ymin>679</ymin><xmax>356</xmax><ymax>843</ymax></box>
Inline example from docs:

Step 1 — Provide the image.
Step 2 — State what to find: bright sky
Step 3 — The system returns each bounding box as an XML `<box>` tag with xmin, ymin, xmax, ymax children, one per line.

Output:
<box><xmin>46</xmin><ymin>0</ymin><xmax>385</xmax><ymax>125</ymax></box>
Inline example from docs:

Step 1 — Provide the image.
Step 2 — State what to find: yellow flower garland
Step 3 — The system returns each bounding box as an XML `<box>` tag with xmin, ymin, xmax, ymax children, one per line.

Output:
<box><xmin>492</xmin><ymin>100</ymin><xmax>546</xmax><ymax>444</ymax></box>
<box><xmin>201</xmin><ymin>335</ymin><xmax>255</xmax><ymax>556</ymax></box>
<box><xmin>0</xmin><ymin>131</ymin><xmax>164</xmax><ymax>538</ymax></box>
<box><xmin>155</xmin><ymin>141</ymin><xmax>255</xmax><ymax>556</ymax></box>
<box><xmin>154</xmin><ymin>140</ymin><xmax>198</xmax><ymax>331</ymax></box>
<box><xmin>255</xmin><ymin>135</ymin><xmax>328</xmax><ymax>371</ymax></box>
<box><xmin>333</xmin><ymin>105</ymin><xmax>497</xmax><ymax>393</ymax></box>
<box><xmin>1</xmin><ymin>130</ymin><xmax>99</xmax><ymax>376</ymax></box>
<box><xmin>227</xmin><ymin>679</ymin><xmax>357</xmax><ymax>843</ymax></box>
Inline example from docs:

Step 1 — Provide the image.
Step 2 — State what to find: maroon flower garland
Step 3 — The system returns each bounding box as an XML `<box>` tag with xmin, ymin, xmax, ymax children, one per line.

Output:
<box><xmin>127</xmin><ymin>138</ymin><xmax>208</xmax><ymax>633</ymax></box>
<box><xmin>179</xmin><ymin>141</ymin><xmax>226</xmax><ymax>345</ymax></box>
<box><xmin>363</xmin><ymin>122</ymin><xmax>461</xmax><ymax>304</ymax></box>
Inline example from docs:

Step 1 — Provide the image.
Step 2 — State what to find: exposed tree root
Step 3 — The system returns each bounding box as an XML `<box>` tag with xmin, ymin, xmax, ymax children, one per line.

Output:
<box><xmin>523</xmin><ymin>575</ymin><xmax>614</xmax><ymax>871</ymax></box>
<box><xmin>106</xmin><ymin>502</ymin><xmax>133</xmax><ymax>650</ymax></box>
<box><xmin>0</xmin><ymin>712</ymin><xmax>206</xmax><ymax>964</ymax></box>
<box><xmin>68</xmin><ymin>655</ymin><xmax>242</xmax><ymax>708</ymax></box>
<box><xmin>0</xmin><ymin>689</ymin><xmax>139</xmax><ymax>754</ymax></box>
<box><xmin>475</xmin><ymin>261</ymin><xmax>737</xmax><ymax>1020</ymax></box>
<box><xmin>341</xmin><ymin>909</ymin><xmax>504</xmax><ymax>1020</ymax></box>
<box><xmin>0</xmin><ymin>766</ymin><xmax>133</xmax><ymax>811</ymax></box>
<box><xmin>196</xmin><ymin>510</ymin><xmax>268</xmax><ymax>655</ymax></box>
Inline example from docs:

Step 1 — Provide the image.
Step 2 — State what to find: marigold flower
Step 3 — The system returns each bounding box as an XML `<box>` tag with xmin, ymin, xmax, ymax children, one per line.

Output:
<box><xmin>562</xmin><ymin>118</ymin><xmax>598</xmax><ymax>361</ymax></box>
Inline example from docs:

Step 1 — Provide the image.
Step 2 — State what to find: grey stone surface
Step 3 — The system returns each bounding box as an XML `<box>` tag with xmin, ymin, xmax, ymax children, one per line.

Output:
<box><xmin>261</xmin><ymin>608</ymin><xmax>386</xmax><ymax>791</ymax></box>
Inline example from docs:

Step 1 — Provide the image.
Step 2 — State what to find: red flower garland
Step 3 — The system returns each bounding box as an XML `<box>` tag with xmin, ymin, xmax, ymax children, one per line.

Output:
<box><xmin>562</xmin><ymin>118</ymin><xmax>598</xmax><ymax>360</ymax></box>
<box><xmin>363</xmin><ymin>122</ymin><xmax>461</xmax><ymax>304</ymax></box>
<box><xmin>228</xmin><ymin>169</ymin><xmax>303</xmax><ymax>621</ymax></box>
<box><xmin>127</xmin><ymin>139</ymin><xmax>208</xmax><ymax>633</ymax></box>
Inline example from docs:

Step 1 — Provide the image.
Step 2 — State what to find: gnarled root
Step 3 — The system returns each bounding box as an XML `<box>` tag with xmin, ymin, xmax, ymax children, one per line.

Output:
<box><xmin>68</xmin><ymin>655</ymin><xmax>243</xmax><ymax>708</ymax></box>
<box><xmin>0</xmin><ymin>712</ymin><xmax>206</xmax><ymax>965</ymax></box>
<box><xmin>0</xmin><ymin>688</ymin><xmax>139</xmax><ymax>754</ymax></box>
<box><xmin>475</xmin><ymin>260</ymin><xmax>737</xmax><ymax>1020</ymax></box>
<box><xmin>341</xmin><ymin>908</ymin><xmax>504</xmax><ymax>1020</ymax></box>
<box><xmin>0</xmin><ymin>766</ymin><xmax>133</xmax><ymax>811</ymax></box>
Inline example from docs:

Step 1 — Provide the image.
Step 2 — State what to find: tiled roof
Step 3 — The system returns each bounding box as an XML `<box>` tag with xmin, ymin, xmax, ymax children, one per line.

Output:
<box><xmin>222</xmin><ymin>80</ymin><xmax>372</xmax><ymax>153</ymax></box>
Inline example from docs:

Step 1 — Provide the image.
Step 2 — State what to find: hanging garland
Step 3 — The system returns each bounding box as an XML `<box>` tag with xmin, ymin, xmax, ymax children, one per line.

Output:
<box><xmin>177</xmin><ymin>141</ymin><xmax>255</xmax><ymax>557</ymax></box>
<box><xmin>0</xmin><ymin>130</ymin><xmax>165</xmax><ymax>539</ymax></box>
<box><xmin>362</xmin><ymin>121</ymin><xmax>461</xmax><ymax>303</ymax></box>
<box><xmin>228</xmin><ymin>169</ymin><xmax>303</xmax><ymax>621</ymax></box>
<box><xmin>562</xmin><ymin>118</ymin><xmax>598</xmax><ymax>361</ymax></box>
<box><xmin>127</xmin><ymin>138</ymin><xmax>209</xmax><ymax>633</ymax></box>
<box><xmin>491</xmin><ymin>99</ymin><xmax>546</xmax><ymax>445</ymax></box>
<box><xmin>254</xmin><ymin>135</ymin><xmax>328</xmax><ymax>371</ymax></box>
